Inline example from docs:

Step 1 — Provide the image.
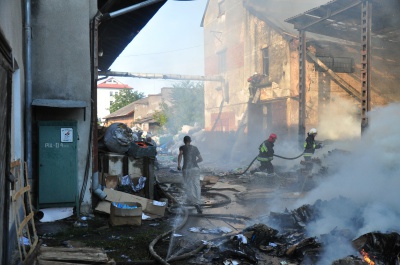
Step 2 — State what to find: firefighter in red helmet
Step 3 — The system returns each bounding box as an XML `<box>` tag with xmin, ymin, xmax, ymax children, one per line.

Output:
<box><xmin>251</xmin><ymin>133</ymin><xmax>277</xmax><ymax>174</ymax></box>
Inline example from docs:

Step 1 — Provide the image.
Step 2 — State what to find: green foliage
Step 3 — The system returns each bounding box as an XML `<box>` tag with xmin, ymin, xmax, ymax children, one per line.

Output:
<box><xmin>109</xmin><ymin>89</ymin><xmax>145</xmax><ymax>113</ymax></box>
<box><xmin>153</xmin><ymin>102</ymin><xmax>169</xmax><ymax>127</ymax></box>
<box><xmin>162</xmin><ymin>80</ymin><xmax>204</xmax><ymax>134</ymax></box>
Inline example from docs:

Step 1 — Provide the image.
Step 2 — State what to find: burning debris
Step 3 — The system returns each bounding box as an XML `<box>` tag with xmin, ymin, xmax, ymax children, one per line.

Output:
<box><xmin>352</xmin><ymin>232</ymin><xmax>400</xmax><ymax>265</ymax></box>
<box><xmin>190</xmin><ymin>196</ymin><xmax>400</xmax><ymax>265</ymax></box>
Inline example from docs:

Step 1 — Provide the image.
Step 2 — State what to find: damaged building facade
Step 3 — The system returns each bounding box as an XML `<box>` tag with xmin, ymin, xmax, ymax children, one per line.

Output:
<box><xmin>202</xmin><ymin>0</ymin><xmax>400</xmax><ymax>151</ymax></box>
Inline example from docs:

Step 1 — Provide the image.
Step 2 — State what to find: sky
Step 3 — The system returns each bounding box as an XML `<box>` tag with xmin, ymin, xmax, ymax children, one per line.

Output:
<box><xmin>109</xmin><ymin>0</ymin><xmax>208</xmax><ymax>96</ymax></box>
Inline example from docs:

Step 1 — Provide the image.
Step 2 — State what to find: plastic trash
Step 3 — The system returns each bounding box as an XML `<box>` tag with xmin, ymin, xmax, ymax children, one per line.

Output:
<box><xmin>112</xmin><ymin>202</ymin><xmax>138</xmax><ymax>209</ymax></box>
<box><xmin>132</xmin><ymin>176</ymin><xmax>146</xmax><ymax>192</ymax></box>
<box><xmin>120</xmin><ymin>175</ymin><xmax>147</xmax><ymax>193</ymax></box>
<box><xmin>153</xmin><ymin>200</ymin><xmax>167</xmax><ymax>206</ymax></box>
<box><xmin>104</xmin><ymin>123</ymin><xmax>134</xmax><ymax>154</ymax></box>
<box><xmin>19</xmin><ymin>237</ymin><xmax>30</xmax><ymax>246</ymax></box>
<box><xmin>142</xmin><ymin>213</ymin><xmax>151</xmax><ymax>220</ymax></box>
<box><xmin>232</xmin><ymin>234</ymin><xmax>247</xmax><ymax>244</ymax></box>
<box><xmin>224</xmin><ymin>259</ymin><xmax>239</xmax><ymax>265</ymax></box>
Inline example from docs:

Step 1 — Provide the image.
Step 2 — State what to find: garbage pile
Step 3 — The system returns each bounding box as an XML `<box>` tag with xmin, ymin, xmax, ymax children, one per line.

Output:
<box><xmin>192</xmin><ymin>197</ymin><xmax>400</xmax><ymax>264</ymax></box>
<box><xmin>99</xmin><ymin>123</ymin><xmax>156</xmax><ymax>158</ymax></box>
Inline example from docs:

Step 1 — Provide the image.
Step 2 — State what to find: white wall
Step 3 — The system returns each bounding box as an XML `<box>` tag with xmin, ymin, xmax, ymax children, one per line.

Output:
<box><xmin>97</xmin><ymin>88</ymin><xmax>120</xmax><ymax>122</ymax></box>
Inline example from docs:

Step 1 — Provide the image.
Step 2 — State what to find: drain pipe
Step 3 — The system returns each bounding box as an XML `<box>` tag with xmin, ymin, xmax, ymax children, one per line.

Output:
<box><xmin>92</xmin><ymin>172</ymin><xmax>106</xmax><ymax>200</ymax></box>
<box><xmin>89</xmin><ymin>11</ymin><xmax>102</xmax><ymax>201</ymax></box>
<box><xmin>24</xmin><ymin>0</ymin><xmax>33</xmax><ymax>180</ymax></box>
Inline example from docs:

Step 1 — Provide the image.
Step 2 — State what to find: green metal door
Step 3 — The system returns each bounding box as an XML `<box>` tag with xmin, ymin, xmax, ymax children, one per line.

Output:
<box><xmin>38</xmin><ymin>121</ymin><xmax>77</xmax><ymax>207</ymax></box>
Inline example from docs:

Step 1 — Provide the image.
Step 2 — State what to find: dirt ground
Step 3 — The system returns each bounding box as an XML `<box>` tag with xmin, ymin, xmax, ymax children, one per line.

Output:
<box><xmin>31</xmin><ymin>161</ymin><xmax>318</xmax><ymax>265</ymax></box>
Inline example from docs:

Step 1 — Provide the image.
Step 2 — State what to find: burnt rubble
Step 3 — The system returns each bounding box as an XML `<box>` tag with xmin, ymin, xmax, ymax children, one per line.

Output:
<box><xmin>202</xmin><ymin>197</ymin><xmax>400</xmax><ymax>264</ymax></box>
<box><xmin>353</xmin><ymin>232</ymin><xmax>400</xmax><ymax>264</ymax></box>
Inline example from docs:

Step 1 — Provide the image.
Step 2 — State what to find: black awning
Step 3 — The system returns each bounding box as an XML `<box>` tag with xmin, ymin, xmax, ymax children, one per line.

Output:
<box><xmin>97</xmin><ymin>0</ymin><xmax>167</xmax><ymax>71</ymax></box>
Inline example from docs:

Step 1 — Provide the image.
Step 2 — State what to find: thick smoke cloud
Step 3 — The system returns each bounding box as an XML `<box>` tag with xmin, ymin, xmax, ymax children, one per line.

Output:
<box><xmin>294</xmin><ymin>103</ymin><xmax>400</xmax><ymax>262</ymax></box>
<box><xmin>318</xmin><ymin>97</ymin><xmax>361</xmax><ymax>140</ymax></box>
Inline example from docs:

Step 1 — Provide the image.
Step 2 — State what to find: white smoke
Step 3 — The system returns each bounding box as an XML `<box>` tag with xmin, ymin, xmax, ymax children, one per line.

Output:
<box><xmin>317</xmin><ymin>96</ymin><xmax>361</xmax><ymax>140</ymax></box>
<box><xmin>294</xmin><ymin>103</ymin><xmax>400</xmax><ymax>263</ymax></box>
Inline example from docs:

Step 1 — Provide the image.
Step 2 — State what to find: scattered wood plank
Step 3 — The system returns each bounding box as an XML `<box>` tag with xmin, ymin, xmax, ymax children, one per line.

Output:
<box><xmin>37</xmin><ymin>247</ymin><xmax>115</xmax><ymax>265</ymax></box>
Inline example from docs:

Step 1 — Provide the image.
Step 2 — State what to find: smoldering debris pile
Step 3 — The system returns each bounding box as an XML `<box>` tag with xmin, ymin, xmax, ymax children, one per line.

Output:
<box><xmin>196</xmin><ymin>197</ymin><xmax>400</xmax><ymax>264</ymax></box>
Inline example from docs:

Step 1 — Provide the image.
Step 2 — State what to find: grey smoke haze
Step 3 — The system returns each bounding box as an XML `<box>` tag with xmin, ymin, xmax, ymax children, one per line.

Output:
<box><xmin>318</xmin><ymin>97</ymin><xmax>361</xmax><ymax>140</ymax></box>
<box><xmin>294</xmin><ymin>103</ymin><xmax>400</xmax><ymax>263</ymax></box>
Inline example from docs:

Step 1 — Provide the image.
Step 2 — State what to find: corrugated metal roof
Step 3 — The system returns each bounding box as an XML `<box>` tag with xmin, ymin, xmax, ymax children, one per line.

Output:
<box><xmin>285</xmin><ymin>0</ymin><xmax>400</xmax><ymax>46</ymax></box>
<box><xmin>98</xmin><ymin>0</ymin><xmax>167</xmax><ymax>71</ymax></box>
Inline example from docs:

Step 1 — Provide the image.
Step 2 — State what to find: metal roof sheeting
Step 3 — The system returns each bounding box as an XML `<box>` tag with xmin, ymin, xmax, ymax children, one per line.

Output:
<box><xmin>285</xmin><ymin>0</ymin><xmax>400</xmax><ymax>46</ymax></box>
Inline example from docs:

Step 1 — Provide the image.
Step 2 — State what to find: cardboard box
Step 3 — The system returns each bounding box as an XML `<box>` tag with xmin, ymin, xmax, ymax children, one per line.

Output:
<box><xmin>105</xmin><ymin>175</ymin><xmax>118</xmax><ymax>189</ymax></box>
<box><xmin>95</xmin><ymin>188</ymin><xmax>167</xmax><ymax>218</ymax></box>
<box><xmin>110</xmin><ymin>202</ymin><xmax>142</xmax><ymax>226</ymax></box>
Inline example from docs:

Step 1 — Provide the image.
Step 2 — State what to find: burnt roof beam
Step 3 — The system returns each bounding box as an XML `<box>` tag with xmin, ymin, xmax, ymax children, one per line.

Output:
<box><xmin>293</xmin><ymin>0</ymin><xmax>362</xmax><ymax>30</ymax></box>
<box><xmin>307</xmin><ymin>52</ymin><xmax>361</xmax><ymax>102</ymax></box>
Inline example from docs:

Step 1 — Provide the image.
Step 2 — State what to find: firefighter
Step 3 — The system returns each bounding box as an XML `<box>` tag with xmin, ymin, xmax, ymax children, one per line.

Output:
<box><xmin>247</xmin><ymin>72</ymin><xmax>263</xmax><ymax>98</ymax></box>
<box><xmin>251</xmin><ymin>133</ymin><xmax>277</xmax><ymax>175</ymax></box>
<box><xmin>303</xmin><ymin>128</ymin><xmax>322</xmax><ymax>162</ymax></box>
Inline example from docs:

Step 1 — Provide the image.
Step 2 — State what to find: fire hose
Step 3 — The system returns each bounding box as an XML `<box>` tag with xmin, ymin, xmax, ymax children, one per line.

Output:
<box><xmin>234</xmin><ymin>151</ymin><xmax>305</xmax><ymax>175</ymax></box>
<box><xmin>149</xmin><ymin>198</ymin><xmax>250</xmax><ymax>265</ymax></box>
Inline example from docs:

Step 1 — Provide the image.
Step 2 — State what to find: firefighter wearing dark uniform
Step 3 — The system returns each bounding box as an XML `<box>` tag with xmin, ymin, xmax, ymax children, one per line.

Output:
<box><xmin>252</xmin><ymin>133</ymin><xmax>277</xmax><ymax>174</ymax></box>
<box><xmin>303</xmin><ymin>128</ymin><xmax>322</xmax><ymax>161</ymax></box>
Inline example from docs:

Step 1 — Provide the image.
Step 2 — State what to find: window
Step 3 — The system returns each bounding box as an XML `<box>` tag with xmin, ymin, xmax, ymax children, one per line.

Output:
<box><xmin>218</xmin><ymin>50</ymin><xmax>227</xmax><ymax>73</ymax></box>
<box><xmin>218</xmin><ymin>0</ymin><xmax>226</xmax><ymax>16</ymax></box>
<box><xmin>262</xmin><ymin>48</ymin><xmax>269</xmax><ymax>77</ymax></box>
<box><xmin>110</xmin><ymin>91</ymin><xmax>113</xmax><ymax>96</ymax></box>
<box><xmin>316</xmin><ymin>56</ymin><xmax>354</xmax><ymax>73</ymax></box>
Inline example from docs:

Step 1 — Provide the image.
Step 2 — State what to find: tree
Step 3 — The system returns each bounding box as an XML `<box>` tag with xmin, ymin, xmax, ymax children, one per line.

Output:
<box><xmin>109</xmin><ymin>89</ymin><xmax>145</xmax><ymax>113</ymax></box>
<box><xmin>158</xmin><ymin>80</ymin><xmax>204</xmax><ymax>134</ymax></box>
<box><xmin>152</xmin><ymin>101</ymin><xmax>169</xmax><ymax>127</ymax></box>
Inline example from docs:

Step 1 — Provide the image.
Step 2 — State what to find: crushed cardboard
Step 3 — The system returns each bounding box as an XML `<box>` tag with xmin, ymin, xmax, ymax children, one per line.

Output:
<box><xmin>105</xmin><ymin>175</ymin><xmax>118</xmax><ymax>189</ymax></box>
<box><xmin>95</xmin><ymin>188</ymin><xmax>166</xmax><ymax>218</ymax></box>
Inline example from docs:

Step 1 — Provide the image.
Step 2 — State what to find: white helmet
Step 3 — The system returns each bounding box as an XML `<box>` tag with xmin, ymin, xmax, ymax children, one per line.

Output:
<box><xmin>309</xmin><ymin>128</ymin><xmax>317</xmax><ymax>134</ymax></box>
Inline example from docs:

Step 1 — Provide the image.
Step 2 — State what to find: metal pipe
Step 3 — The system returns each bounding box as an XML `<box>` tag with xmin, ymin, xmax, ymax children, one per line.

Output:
<box><xmin>101</xmin><ymin>0</ymin><xmax>165</xmax><ymax>21</ymax></box>
<box><xmin>25</xmin><ymin>0</ymin><xmax>32</xmax><ymax>180</ymax></box>
<box><xmin>92</xmin><ymin>172</ymin><xmax>106</xmax><ymax>200</ymax></box>
<box><xmin>98</xmin><ymin>71</ymin><xmax>225</xmax><ymax>82</ymax></box>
